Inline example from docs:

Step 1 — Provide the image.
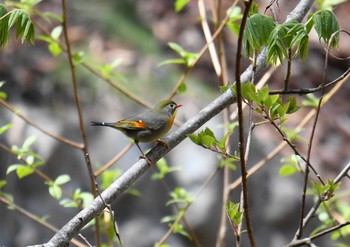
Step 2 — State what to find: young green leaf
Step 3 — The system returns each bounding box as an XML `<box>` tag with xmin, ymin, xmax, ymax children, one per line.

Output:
<box><xmin>243</xmin><ymin>13</ymin><xmax>276</xmax><ymax>57</ymax></box>
<box><xmin>279</xmin><ymin>164</ymin><xmax>298</xmax><ymax>176</ymax></box>
<box><xmin>226</xmin><ymin>6</ymin><xmax>243</xmax><ymax>36</ymax></box>
<box><xmin>313</xmin><ymin>10</ymin><xmax>339</xmax><ymax>48</ymax></box>
<box><xmin>226</xmin><ymin>201</ymin><xmax>243</xmax><ymax>225</ymax></box>
<box><xmin>177</xmin><ymin>82</ymin><xmax>187</xmax><ymax>94</ymax></box>
<box><xmin>55</xmin><ymin>174</ymin><xmax>71</xmax><ymax>185</ymax></box>
<box><xmin>175</xmin><ymin>0</ymin><xmax>190</xmax><ymax>12</ymax></box>
<box><xmin>241</xmin><ymin>82</ymin><xmax>259</xmax><ymax>103</ymax></box>
<box><xmin>48</xmin><ymin>182</ymin><xmax>62</xmax><ymax>200</ymax></box>
<box><xmin>151</xmin><ymin>158</ymin><xmax>180</xmax><ymax>180</ymax></box>
<box><xmin>257</xmin><ymin>85</ymin><xmax>269</xmax><ymax>104</ymax></box>
<box><xmin>302</xmin><ymin>94</ymin><xmax>320</xmax><ymax>108</ymax></box>
<box><xmin>167</xmin><ymin>42</ymin><xmax>198</xmax><ymax>67</ymax></box>
<box><xmin>0</xmin><ymin>123</ymin><xmax>12</xmax><ymax>135</ymax></box>
<box><xmin>16</xmin><ymin>165</ymin><xmax>34</xmax><ymax>179</ymax></box>
<box><xmin>0</xmin><ymin>5</ymin><xmax>10</xmax><ymax>47</ymax></box>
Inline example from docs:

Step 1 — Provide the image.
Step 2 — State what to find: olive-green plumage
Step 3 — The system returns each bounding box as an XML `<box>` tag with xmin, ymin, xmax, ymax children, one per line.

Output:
<box><xmin>91</xmin><ymin>99</ymin><xmax>182</xmax><ymax>159</ymax></box>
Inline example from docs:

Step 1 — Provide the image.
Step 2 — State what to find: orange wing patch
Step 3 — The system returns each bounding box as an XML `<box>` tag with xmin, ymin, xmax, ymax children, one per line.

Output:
<box><xmin>134</xmin><ymin>120</ymin><xmax>147</xmax><ymax>129</ymax></box>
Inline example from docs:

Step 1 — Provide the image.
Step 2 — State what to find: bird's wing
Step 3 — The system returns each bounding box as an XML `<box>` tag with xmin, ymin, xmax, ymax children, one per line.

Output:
<box><xmin>115</xmin><ymin>119</ymin><xmax>149</xmax><ymax>130</ymax></box>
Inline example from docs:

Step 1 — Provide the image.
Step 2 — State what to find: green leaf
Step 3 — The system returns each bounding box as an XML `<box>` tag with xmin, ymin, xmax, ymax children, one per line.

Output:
<box><xmin>279</xmin><ymin>164</ymin><xmax>298</xmax><ymax>176</ymax></box>
<box><xmin>257</xmin><ymin>85</ymin><xmax>269</xmax><ymax>103</ymax></box>
<box><xmin>0</xmin><ymin>5</ymin><xmax>10</xmax><ymax>47</ymax></box>
<box><xmin>264</xmin><ymin>94</ymin><xmax>280</xmax><ymax>109</ymax></box>
<box><xmin>313</xmin><ymin>10</ymin><xmax>339</xmax><ymax>48</ymax></box>
<box><xmin>22</xmin><ymin>135</ymin><xmax>36</xmax><ymax>151</ymax></box>
<box><xmin>219</xmin><ymin>84</ymin><xmax>230</xmax><ymax>93</ymax></box>
<box><xmin>72</xmin><ymin>189</ymin><xmax>94</xmax><ymax>208</ymax></box>
<box><xmin>241</xmin><ymin>82</ymin><xmax>259</xmax><ymax>103</ymax></box>
<box><xmin>100</xmin><ymin>168</ymin><xmax>121</xmax><ymax>190</ymax></box>
<box><xmin>173</xmin><ymin>222</ymin><xmax>191</xmax><ymax>239</ymax></box>
<box><xmin>226</xmin><ymin>201</ymin><xmax>243</xmax><ymax>225</ymax></box>
<box><xmin>286</xmin><ymin>96</ymin><xmax>301</xmax><ymax>114</ymax></box>
<box><xmin>16</xmin><ymin>165</ymin><xmax>34</xmax><ymax>179</ymax></box>
<box><xmin>188</xmin><ymin>133</ymin><xmax>200</xmax><ymax>145</ymax></box>
<box><xmin>168</xmin><ymin>42</ymin><xmax>198</xmax><ymax>67</ymax></box>
<box><xmin>243</xmin><ymin>13</ymin><xmax>276</xmax><ymax>57</ymax></box>
<box><xmin>219</xmin><ymin>157</ymin><xmax>238</xmax><ymax>170</ymax></box>
<box><xmin>50</xmin><ymin>25</ymin><xmax>62</xmax><ymax>40</ymax></box>
<box><xmin>0</xmin><ymin>123</ymin><xmax>12</xmax><ymax>134</ymax></box>
<box><xmin>167</xmin><ymin>187</ymin><xmax>194</xmax><ymax>206</ymax></box>
<box><xmin>6</xmin><ymin>164</ymin><xmax>21</xmax><ymax>175</ymax></box>
<box><xmin>48</xmin><ymin>183</ymin><xmax>62</xmax><ymax>199</ymax></box>
<box><xmin>152</xmin><ymin>158</ymin><xmax>180</xmax><ymax>180</ymax></box>
<box><xmin>226</xmin><ymin>6</ymin><xmax>243</xmax><ymax>36</ymax></box>
<box><xmin>59</xmin><ymin>198</ymin><xmax>77</xmax><ymax>208</ymax></box>
<box><xmin>8</xmin><ymin>9</ymin><xmax>21</xmax><ymax>29</ymax></box>
<box><xmin>158</xmin><ymin>58</ymin><xmax>186</xmax><ymax>67</ymax></box>
<box><xmin>26</xmin><ymin>155</ymin><xmax>34</xmax><ymax>165</ymax></box>
<box><xmin>177</xmin><ymin>82</ymin><xmax>187</xmax><ymax>94</ymax></box>
<box><xmin>302</xmin><ymin>94</ymin><xmax>320</xmax><ymax>108</ymax></box>
<box><xmin>267</xmin><ymin>23</ymin><xmax>291</xmax><ymax>65</ymax></box>
<box><xmin>175</xmin><ymin>0</ymin><xmax>190</xmax><ymax>12</ymax></box>
<box><xmin>73</xmin><ymin>51</ymin><xmax>84</xmax><ymax>66</ymax></box>
<box><xmin>202</xmin><ymin>135</ymin><xmax>215</xmax><ymax>148</ymax></box>
<box><xmin>6</xmin><ymin>9</ymin><xmax>35</xmax><ymax>44</ymax></box>
<box><xmin>0</xmin><ymin>180</ymin><xmax>7</xmax><ymax>190</ymax></box>
<box><xmin>55</xmin><ymin>174</ymin><xmax>70</xmax><ymax>185</ymax></box>
<box><xmin>48</xmin><ymin>42</ymin><xmax>62</xmax><ymax>56</ymax></box>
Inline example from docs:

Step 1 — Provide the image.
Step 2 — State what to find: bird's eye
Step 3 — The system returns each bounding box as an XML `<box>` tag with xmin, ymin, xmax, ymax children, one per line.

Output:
<box><xmin>169</xmin><ymin>104</ymin><xmax>175</xmax><ymax>108</ymax></box>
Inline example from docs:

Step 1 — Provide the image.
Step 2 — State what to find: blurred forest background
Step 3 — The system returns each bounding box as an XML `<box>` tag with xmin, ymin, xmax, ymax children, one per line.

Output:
<box><xmin>0</xmin><ymin>0</ymin><xmax>350</xmax><ymax>246</ymax></box>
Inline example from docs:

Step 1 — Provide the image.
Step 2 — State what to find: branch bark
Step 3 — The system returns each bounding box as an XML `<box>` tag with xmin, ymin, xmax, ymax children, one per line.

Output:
<box><xmin>45</xmin><ymin>0</ymin><xmax>315</xmax><ymax>246</ymax></box>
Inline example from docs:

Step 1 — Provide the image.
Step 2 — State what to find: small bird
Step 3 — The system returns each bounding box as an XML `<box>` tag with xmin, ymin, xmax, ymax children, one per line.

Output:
<box><xmin>91</xmin><ymin>99</ymin><xmax>182</xmax><ymax>164</ymax></box>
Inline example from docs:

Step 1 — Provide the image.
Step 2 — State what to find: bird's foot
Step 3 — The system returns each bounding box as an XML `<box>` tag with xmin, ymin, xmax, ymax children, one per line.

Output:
<box><xmin>156</xmin><ymin>139</ymin><xmax>170</xmax><ymax>149</ymax></box>
<box><xmin>139</xmin><ymin>155</ymin><xmax>152</xmax><ymax>167</ymax></box>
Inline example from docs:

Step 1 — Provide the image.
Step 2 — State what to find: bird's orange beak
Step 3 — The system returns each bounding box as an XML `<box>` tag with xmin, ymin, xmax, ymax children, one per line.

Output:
<box><xmin>176</xmin><ymin>104</ymin><xmax>183</xmax><ymax>108</ymax></box>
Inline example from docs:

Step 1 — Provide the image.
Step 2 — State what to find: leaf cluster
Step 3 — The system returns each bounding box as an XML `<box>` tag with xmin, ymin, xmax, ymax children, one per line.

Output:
<box><xmin>151</xmin><ymin>158</ymin><xmax>180</xmax><ymax>181</ymax></box>
<box><xmin>226</xmin><ymin>201</ymin><xmax>243</xmax><ymax>225</ymax></box>
<box><xmin>188</xmin><ymin>127</ymin><xmax>236</xmax><ymax>156</ymax></box>
<box><xmin>7</xmin><ymin>136</ymin><xmax>44</xmax><ymax>179</ymax></box>
<box><xmin>240</xmin><ymin>10</ymin><xmax>340</xmax><ymax>65</ymax></box>
<box><xmin>0</xmin><ymin>4</ymin><xmax>35</xmax><ymax>48</ymax></box>
<box><xmin>159</xmin><ymin>42</ymin><xmax>198</xmax><ymax>68</ymax></box>
<box><xmin>60</xmin><ymin>188</ymin><xmax>94</xmax><ymax>208</ymax></box>
<box><xmin>240</xmin><ymin>82</ymin><xmax>300</xmax><ymax>122</ymax></box>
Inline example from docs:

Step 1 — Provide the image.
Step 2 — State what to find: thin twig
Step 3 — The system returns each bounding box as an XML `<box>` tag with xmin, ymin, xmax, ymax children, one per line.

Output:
<box><xmin>0</xmin><ymin>98</ymin><xmax>83</xmax><ymax>149</ymax></box>
<box><xmin>61</xmin><ymin>0</ymin><xmax>101</xmax><ymax>245</ymax></box>
<box><xmin>270</xmin><ymin>67</ymin><xmax>350</xmax><ymax>95</ymax></box>
<box><xmin>286</xmin><ymin>221</ymin><xmax>350</xmax><ymax>247</ymax></box>
<box><xmin>265</xmin><ymin>113</ymin><xmax>325</xmax><ymax>185</ymax></box>
<box><xmin>284</xmin><ymin>48</ymin><xmax>292</xmax><ymax>90</ymax></box>
<box><xmin>297</xmin><ymin>28</ymin><xmax>335</xmax><ymax>240</ymax></box>
<box><xmin>234</xmin><ymin>0</ymin><xmax>256</xmax><ymax>246</ymax></box>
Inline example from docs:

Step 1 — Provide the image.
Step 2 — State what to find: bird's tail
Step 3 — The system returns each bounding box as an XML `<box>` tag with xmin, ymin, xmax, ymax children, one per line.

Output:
<box><xmin>91</xmin><ymin>121</ymin><xmax>115</xmax><ymax>128</ymax></box>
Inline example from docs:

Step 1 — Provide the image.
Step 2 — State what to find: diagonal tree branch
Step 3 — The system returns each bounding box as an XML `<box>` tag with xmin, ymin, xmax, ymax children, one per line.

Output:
<box><xmin>45</xmin><ymin>0</ymin><xmax>315</xmax><ymax>246</ymax></box>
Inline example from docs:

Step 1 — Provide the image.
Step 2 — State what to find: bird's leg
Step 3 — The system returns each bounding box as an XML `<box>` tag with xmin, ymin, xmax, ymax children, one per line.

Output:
<box><xmin>156</xmin><ymin>139</ymin><xmax>170</xmax><ymax>149</ymax></box>
<box><xmin>134</xmin><ymin>140</ymin><xmax>152</xmax><ymax>166</ymax></box>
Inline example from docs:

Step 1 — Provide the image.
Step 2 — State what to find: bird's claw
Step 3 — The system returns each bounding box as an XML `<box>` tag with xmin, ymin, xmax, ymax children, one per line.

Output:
<box><xmin>139</xmin><ymin>155</ymin><xmax>152</xmax><ymax>167</ymax></box>
<box><xmin>156</xmin><ymin>139</ymin><xmax>170</xmax><ymax>149</ymax></box>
